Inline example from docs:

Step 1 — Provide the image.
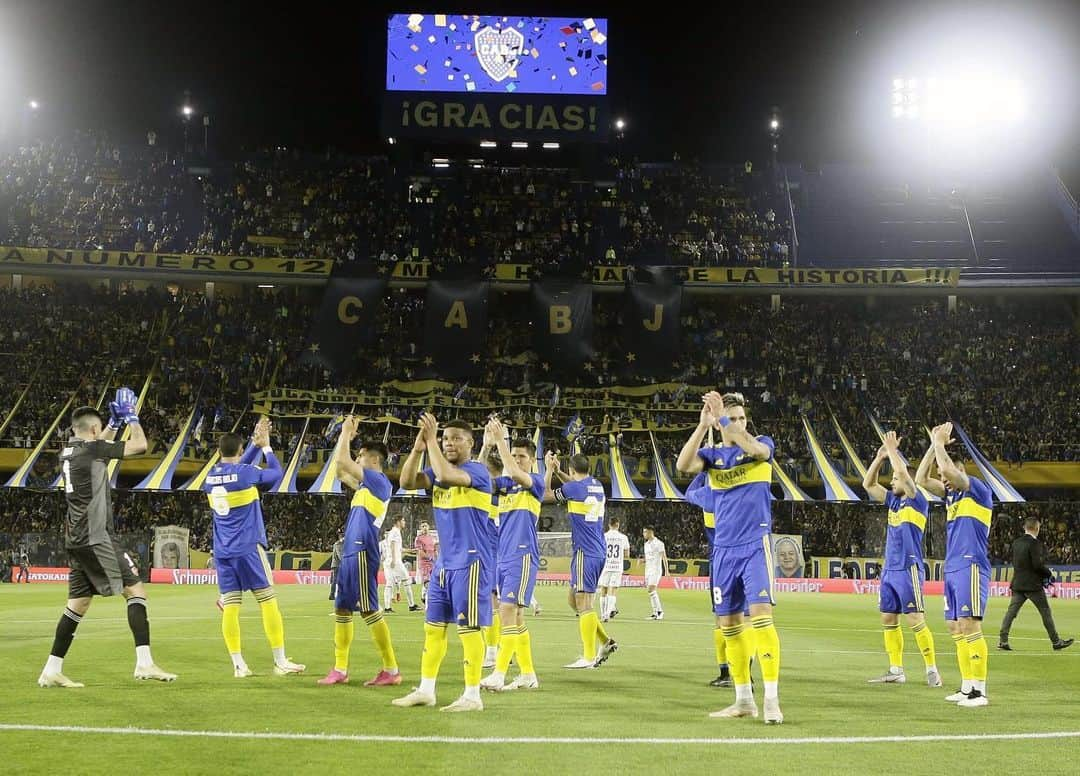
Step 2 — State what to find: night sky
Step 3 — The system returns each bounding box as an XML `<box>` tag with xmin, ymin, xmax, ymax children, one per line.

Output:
<box><xmin>3</xmin><ymin>0</ymin><xmax>1078</xmax><ymax>166</ymax></box>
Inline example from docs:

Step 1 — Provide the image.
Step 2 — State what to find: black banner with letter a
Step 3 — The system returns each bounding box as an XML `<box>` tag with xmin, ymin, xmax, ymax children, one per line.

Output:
<box><xmin>299</xmin><ymin>278</ymin><xmax>386</xmax><ymax>375</ymax></box>
<box><xmin>531</xmin><ymin>281</ymin><xmax>593</xmax><ymax>372</ymax></box>
<box><xmin>622</xmin><ymin>283</ymin><xmax>682</xmax><ymax>375</ymax></box>
<box><xmin>421</xmin><ymin>281</ymin><xmax>489</xmax><ymax>378</ymax></box>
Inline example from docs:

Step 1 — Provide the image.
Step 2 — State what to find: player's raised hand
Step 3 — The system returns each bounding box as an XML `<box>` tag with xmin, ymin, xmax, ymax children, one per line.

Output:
<box><xmin>544</xmin><ymin>449</ymin><xmax>561</xmax><ymax>472</ymax></box>
<box><xmin>252</xmin><ymin>421</ymin><xmax>269</xmax><ymax>448</ymax></box>
<box><xmin>107</xmin><ymin>400</ymin><xmax>123</xmax><ymax>430</ymax></box>
<box><xmin>931</xmin><ymin>423</ymin><xmax>953</xmax><ymax>446</ymax></box>
<box><xmin>411</xmin><ymin>424</ymin><xmax>427</xmax><ymax>452</ymax></box>
<box><xmin>883</xmin><ymin>430</ymin><xmax>901</xmax><ymax>452</ymax></box>
<box><xmin>419</xmin><ymin>412</ymin><xmax>439</xmax><ymax>446</ymax></box>
<box><xmin>340</xmin><ymin>414</ymin><xmax>358</xmax><ymax>439</ymax></box>
<box><xmin>875</xmin><ymin>443</ymin><xmax>888</xmax><ymax>459</ymax></box>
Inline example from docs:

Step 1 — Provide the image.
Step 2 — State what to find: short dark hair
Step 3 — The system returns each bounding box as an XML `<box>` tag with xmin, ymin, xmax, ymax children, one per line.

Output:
<box><xmin>511</xmin><ymin>438</ymin><xmax>536</xmax><ymax>455</ymax></box>
<box><xmin>643</xmin><ymin>525</ymin><xmax>655</xmax><ymax>533</ymax></box>
<box><xmin>359</xmin><ymin>441</ymin><xmax>388</xmax><ymax>462</ymax></box>
<box><xmin>71</xmin><ymin>406</ymin><xmax>102</xmax><ymax>430</ymax></box>
<box><xmin>721</xmin><ymin>392</ymin><xmax>746</xmax><ymax>408</ymax></box>
<box><xmin>1023</xmin><ymin>516</ymin><xmax>1041</xmax><ymax>531</ymax></box>
<box><xmin>486</xmin><ymin>450</ymin><xmax>503</xmax><ymax>470</ymax></box>
<box><xmin>218</xmin><ymin>432</ymin><xmax>243</xmax><ymax>457</ymax></box>
<box><xmin>608</xmin><ymin>517</ymin><xmax>620</xmax><ymax>527</ymax></box>
<box><xmin>442</xmin><ymin>419</ymin><xmax>473</xmax><ymax>435</ymax></box>
<box><xmin>569</xmin><ymin>454</ymin><xmax>590</xmax><ymax>474</ymax></box>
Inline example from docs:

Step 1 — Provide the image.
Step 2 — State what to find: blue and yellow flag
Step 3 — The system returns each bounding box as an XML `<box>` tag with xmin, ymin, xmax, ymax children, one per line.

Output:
<box><xmin>829</xmin><ymin>410</ymin><xmax>869</xmax><ymax>480</ymax></box>
<box><xmin>866</xmin><ymin>411</ymin><xmax>941</xmax><ymax>503</ymax></box>
<box><xmin>5</xmin><ymin>393</ymin><xmax>77</xmax><ymax>488</ymax></box>
<box><xmin>132</xmin><ymin>406</ymin><xmax>199</xmax><ymax>491</ymax></box>
<box><xmin>802</xmin><ymin>416</ymin><xmax>860</xmax><ymax>501</ymax></box>
<box><xmin>307</xmin><ymin>442</ymin><xmax>343</xmax><ymax>494</ymax></box>
<box><xmin>607</xmin><ymin>434</ymin><xmax>643</xmax><ymax>501</ymax></box>
<box><xmin>270</xmin><ymin>418</ymin><xmax>311</xmax><ymax>494</ymax></box>
<box><xmin>649</xmin><ymin>432</ymin><xmax>685</xmax><ymax>500</ymax></box>
<box><xmin>771</xmin><ymin>460</ymin><xmax>812</xmax><ymax>501</ymax></box>
<box><xmin>395</xmin><ymin>449</ymin><xmax>428</xmax><ymax>498</ymax></box>
<box><xmin>951</xmin><ymin>421</ymin><xmax>1025</xmax><ymax>503</ymax></box>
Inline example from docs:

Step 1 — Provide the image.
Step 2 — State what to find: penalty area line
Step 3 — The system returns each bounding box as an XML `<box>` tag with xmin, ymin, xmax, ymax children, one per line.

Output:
<box><xmin>1</xmin><ymin>724</ymin><xmax>1080</xmax><ymax>746</ymax></box>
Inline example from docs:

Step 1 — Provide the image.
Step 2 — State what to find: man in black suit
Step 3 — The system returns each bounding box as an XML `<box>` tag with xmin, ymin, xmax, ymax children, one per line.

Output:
<box><xmin>998</xmin><ymin>517</ymin><xmax>1073</xmax><ymax>651</ymax></box>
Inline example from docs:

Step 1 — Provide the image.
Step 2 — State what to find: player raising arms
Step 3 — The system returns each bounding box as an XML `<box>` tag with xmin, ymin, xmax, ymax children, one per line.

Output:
<box><xmin>480</xmin><ymin>417</ymin><xmax>543</xmax><ymax>691</ymax></box>
<box><xmin>677</xmin><ymin>391</ymin><xmax>781</xmax><ymax>724</ymax></box>
<box><xmin>393</xmin><ymin>414</ymin><xmax>494</xmax><ymax>712</ymax></box>
<box><xmin>916</xmin><ymin>422</ymin><xmax>994</xmax><ymax>708</ymax></box>
<box><xmin>318</xmin><ymin>416</ymin><xmax>401</xmax><ymax>688</ymax></box>
<box><xmin>545</xmin><ymin>449</ymin><xmax>618</xmax><ymax>669</ymax></box>
<box><xmin>862</xmin><ymin>431</ymin><xmax>941</xmax><ymax>687</ymax></box>
<box><xmin>204</xmin><ymin>418</ymin><xmax>305</xmax><ymax>678</ymax></box>
<box><xmin>39</xmin><ymin>390</ymin><xmax>175</xmax><ymax>688</ymax></box>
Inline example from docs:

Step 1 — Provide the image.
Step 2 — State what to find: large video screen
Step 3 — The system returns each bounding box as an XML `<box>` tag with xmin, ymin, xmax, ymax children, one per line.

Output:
<box><xmin>386</xmin><ymin>14</ymin><xmax>608</xmax><ymax>95</ymax></box>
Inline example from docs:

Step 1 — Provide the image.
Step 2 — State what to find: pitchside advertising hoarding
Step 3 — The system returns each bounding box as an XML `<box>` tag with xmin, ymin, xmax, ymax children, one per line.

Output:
<box><xmin>382</xmin><ymin>13</ymin><xmax>609</xmax><ymax>141</ymax></box>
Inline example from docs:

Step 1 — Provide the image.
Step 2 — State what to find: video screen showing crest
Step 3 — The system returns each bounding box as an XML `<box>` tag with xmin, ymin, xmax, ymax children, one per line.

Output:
<box><xmin>386</xmin><ymin>14</ymin><xmax>608</xmax><ymax>95</ymax></box>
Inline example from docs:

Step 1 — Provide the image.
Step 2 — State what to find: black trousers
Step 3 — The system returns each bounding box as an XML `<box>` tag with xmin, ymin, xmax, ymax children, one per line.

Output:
<box><xmin>999</xmin><ymin>589</ymin><xmax>1060</xmax><ymax>644</ymax></box>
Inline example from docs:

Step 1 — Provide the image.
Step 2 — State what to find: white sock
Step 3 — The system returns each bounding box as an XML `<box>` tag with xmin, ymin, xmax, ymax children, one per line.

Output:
<box><xmin>272</xmin><ymin>647</ymin><xmax>286</xmax><ymax>665</ymax></box>
<box><xmin>463</xmin><ymin>684</ymin><xmax>481</xmax><ymax>702</ymax></box>
<box><xmin>44</xmin><ymin>655</ymin><xmax>63</xmax><ymax>674</ymax></box>
<box><xmin>926</xmin><ymin>664</ymin><xmax>938</xmax><ymax>673</ymax></box>
<box><xmin>487</xmin><ymin>670</ymin><xmax>505</xmax><ymax>684</ymax></box>
<box><xmin>608</xmin><ymin>595</ymin><xmax>616</xmax><ymax>612</ymax></box>
<box><xmin>973</xmin><ymin>679</ymin><xmax>986</xmax><ymax>694</ymax></box>
<box><xmin>419</xmin><ymin>677</ymin><xmax>436</xmax><ymax>695</ymax></box>
<box><xmin>230</xmin><ymin>652</ymin><xmax>247</xmax><ymax>670</ymax></box>
<box><xmin>764</xmin><ymin>680</ymin><xmax>779</xmax><ymax>700</ymax></box>
<box><xmin>530</xmin><ymin>595</ymin><xmax>539</xmax><ymax>608</ymax></box>
<box><xmin>649</xmin><ymin>591</ymin><xmax>662</xmax><ymax>614</ymax></box>
<box><xmin>135</xmin><ymin>645</ymin><xmax>153</xmax><ymax>668</ymax></box>
<box><xmin>486</xmin><ymin>645</ymin><xmax>498</xmax><ymax>660</ymax></box>
<box><xmin>405</xmin><ymin>584</ymin><xmax>415</xmax><ymax>607</ymax></box>
<box><xmin>960</xmin><ymin>679</ymin><xmax>973</xmax><ymax>693</ymax></box>
<box><xmin>384</xmin><ymin>585</ymin><xmax>393</xmax><ymax>609</ymax></box>
<box><xmin>735</xmin><ymin>683</ymin><xmax>753</xmax><ymax>702</ymax></box>
<box><xmin>889</xmin><ymin>665</ymin><xmax>904</xmax><ymax>675</ymax></box>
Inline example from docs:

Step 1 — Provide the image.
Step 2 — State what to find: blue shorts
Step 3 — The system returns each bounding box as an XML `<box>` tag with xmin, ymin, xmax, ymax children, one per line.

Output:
<box><xmin>944</xmin><ymin>564</ymin><xmax>989</xmax><ymax>620</ymax></box>
<box><xmin>426</xmin><ymin>560</ymin><xmax>492</xmax><ymax>628</ymax></box>
<box><xmin>710</xmin><ymin>539</ymin><xmax>775</xmax><ymax>616</ymax></box>
<box><xmin>570</xmin><ymin>551</ymin><xmax>604</xmax><ymax>594</ymax></box>
<box><xmin>216</xmin><ymin>547</ymin><xmax>272</xmax><ymax>594</ymax></box>
<box><xmin>879</xmin><ymin>566</ymin><xmax>926</xmax><ymax>614</ymax></box>
<box><xmin>497</xmin><ymin>554</ymin><xmax>539</xmax><ymax>606</ymax></box>
<box><xmin>335</xmin><ymin>551</ymin><xmax>380</xmax><ymax>613</ymax></box>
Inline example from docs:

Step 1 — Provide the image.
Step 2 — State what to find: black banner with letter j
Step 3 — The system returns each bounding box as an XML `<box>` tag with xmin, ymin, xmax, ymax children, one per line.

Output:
<box><xmin>622</xmin><ymin>283</ymin><xmax>682</xmax><ymax>375</ymax></box>
<box><xmin>421</xmin><ymin>281</ymin><xmax>490</xmax><ymax>378</ymax></box>
<box><xmin>299</xmin><ymin>278</ymin><xmax>386</xmax><ymax>375</ymax></box>
<box><xmin>531</xmin><ymin>281</ymin><xmax>593</xmax><ymax>372</ymax></box>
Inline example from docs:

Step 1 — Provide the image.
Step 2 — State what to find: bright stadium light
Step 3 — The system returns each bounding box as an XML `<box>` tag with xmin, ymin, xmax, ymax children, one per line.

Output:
<box><xmin>614</xmin><ymin>118</ymin><xmax>625</xmax><ymax>131</ymax></box>
<box><xmin>542</xmin><ymin>142</ymin><xmax>560</xmax><ymax>149</ymax></box>
<box><xmin>769</xmin><ymin>118</ymin><xmax>779</xmax><ymax>131</ymax></box>
<box><xmin>479</xmin><ymin>140</ymin><xmax>497</xmax><ymax>148</ymax></box>
<box><xmin>28</xmin><ymin>99</ymin><xmax>39</xmax><ymax>110</ymax></box>
<box><xmin>181</xmin><ymin>104</ymin><xmax>193</xmax><ymax>118</ymax></box>
<box><xmin>511</xmin><ymin>141</ymin><xmax>528</xmax><ymax>149</ymax></box>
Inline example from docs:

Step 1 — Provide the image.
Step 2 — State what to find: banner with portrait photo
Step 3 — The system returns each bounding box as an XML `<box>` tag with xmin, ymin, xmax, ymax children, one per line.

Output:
<box><xmin>772</xmin><ymin>534</ymin><xmax>805</xmax><ymax>579</ymax></box>
<box><xmin>153</xmin><ymin>526</ymin><xmax>190</xmax><ymax>570</ymax></box>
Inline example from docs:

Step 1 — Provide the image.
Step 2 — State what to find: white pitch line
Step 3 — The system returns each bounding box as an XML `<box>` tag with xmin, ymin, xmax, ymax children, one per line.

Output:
<box><xmin>1</xmin><ymin>723</ymin><xmax>1079</xmax><ymax>746</ymax></box>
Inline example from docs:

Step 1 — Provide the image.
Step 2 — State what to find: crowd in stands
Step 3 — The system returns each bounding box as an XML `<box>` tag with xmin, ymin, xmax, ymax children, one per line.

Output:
<box><xmin>1</xmin><ymin>133</ymin><xmax>792</xmax><ymax>271</ymax></box>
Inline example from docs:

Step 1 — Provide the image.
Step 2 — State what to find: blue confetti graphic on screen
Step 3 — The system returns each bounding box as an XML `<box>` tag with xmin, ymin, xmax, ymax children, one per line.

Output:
<box><xmin>386</xmin><ymin>14</ymin><xmax>608</xmax><ymax>95</ymax></box>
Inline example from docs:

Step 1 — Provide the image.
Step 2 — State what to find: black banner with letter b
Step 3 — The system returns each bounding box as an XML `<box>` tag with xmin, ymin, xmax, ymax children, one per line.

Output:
<box><xmin>421</xmin><ymin>281</ymin><xmax>490</xmax><ymax>378</ymax></box>
<box><xmin>299</xmin><ymin>278</ymin><xmax>386</xmax><ymax>375</ymax></box>
<box><xmin>531</xmin><ymin>281</ymin><xmax>593</xmax><ymax>372</ymax></box>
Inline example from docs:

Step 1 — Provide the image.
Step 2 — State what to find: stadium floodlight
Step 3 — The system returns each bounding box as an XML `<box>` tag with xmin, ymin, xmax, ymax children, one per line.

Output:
<box><xmin>28</xmin><ymin>99</ymin><xmax>39</xmax><ymax>110</ymax></box>
<box><xmin>511</xmin><ymin>141</ymin><xmax>528</xmax><ymax>149</ymax></box>
<box><xmin>542</xmin><ymin>142</ymin><xmax>560</xmax><ymax>149</ymax></box>
<box><xmin>181</xmin><ymin>104</ymin><xmax>193</xmax><ymax>118</ymax></box>
<box><xmin>889</xmin><ymin>75</ymin><xmax>1027</xmax><ymax>125</ymax></box>
<box><xmin>387</xmin><ymin>136</ymin><xmax>397</xmax><ymax>145</ymax></box>
<box><xmin>479</xmin><ymin>140</ymin><xmax>497</xmax><ymax>148</ymax></box>
<box><xmin>769</xmin><ymin>118</ymin><xmax>779</xmax><ymax>131</ymax></box>
<box><xmin>614</xmin><ymin>118</ymin><xmax>625</xmax><ymax>131</ymax></box>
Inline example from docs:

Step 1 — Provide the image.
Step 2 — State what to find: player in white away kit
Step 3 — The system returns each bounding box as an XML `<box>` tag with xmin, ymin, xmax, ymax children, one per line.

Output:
<box><xmin>598</xmin><ymin>517</ymin><xmax>631</xmax><ymax>622</ymax></box>
<box><xmin>643</xmin><ymin>526</ymin><xmax>669</xmax><ymax>619</ymax></box>
<box><xmin>383</xmin><ymin>517</ymin><xmax>418</xmax><ymax>612</ymax></box>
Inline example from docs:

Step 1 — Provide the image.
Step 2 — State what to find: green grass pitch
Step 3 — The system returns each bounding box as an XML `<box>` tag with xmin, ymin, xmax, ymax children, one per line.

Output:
<box><xmin>2</xmin><ymin>583</ymin><xmax>1078</xmax><ymax>774</ymax></box>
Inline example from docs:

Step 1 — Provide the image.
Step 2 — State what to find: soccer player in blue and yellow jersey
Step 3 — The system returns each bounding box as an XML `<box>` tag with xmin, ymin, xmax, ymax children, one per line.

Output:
<box><xmin>863</xmin><ymin>431</ymin><xmax>941</xmax><ymax>687</ymax></box>
<box><xmin>392</xmin><ymin>413</ymin><xmax>493</xmax><ymax>712</ymax></box>
<box><xmin>916</xmin><ymin>422</ymin><xmax>994</xmax><ymax>708</ymax></box>
<box><xmin>545</xmin><ymin>449</ymin><xmax>618</xmax><ymax>669</ymax></box>
<box><xmin>317</xmin><ymin>415</ymin><xmax>401</xmax><ymax>688</ymax></box>
<box><xmin>677</xmin><ymin>391</ymin><xmax>781</xmax><ymax>723</ymax></box>
<box><xmin>686</xmin><ymin>471</ymin><xmax>731</xmax><ymax>688</ymax></box>
<box><xmin>480</xmin><ymin>417</ymin><xmax>542</xmax><ymax>691</ymax></box>
<box><xmin>203</xmin><ymin>418</ymin><xmax>305</xmax><ymax>678</ymax></box>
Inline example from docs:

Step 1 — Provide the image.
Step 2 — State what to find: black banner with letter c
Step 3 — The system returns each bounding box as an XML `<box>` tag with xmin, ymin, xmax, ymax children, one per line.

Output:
<box><xmin>299</xmin><ymin>278</ymin><xmax>386</xmax><ymax>375</ymax></box>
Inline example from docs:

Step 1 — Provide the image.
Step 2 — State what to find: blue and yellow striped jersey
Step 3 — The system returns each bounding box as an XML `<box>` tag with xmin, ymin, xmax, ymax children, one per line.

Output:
<box><xmin>945</xmin><ymin>476</ymin><xmax>993</xmax><ymax>571</ymax></box>
<box><xmin>203</xmin><ymin>457</ymin><xmax>281</xmax><ymax>558</ymax></box>
<box><xmin>555</xmin><ymin>476</ymin><xmax>606</xmax><ymax>558</ymax></box>
<box><xmin>342</xmin><ymin>470</ymin><xmax>392</xmax><ymax>559</ymax></box>
<box><xmin>883</xmin><ymin>490</ymin><xmax>928</xmax><ymax>570</ymax></box>
<box><xmin>423</xmin><ymin>461</ymin><xmax>493</xmax><ymax>570</ymax></box>
<box><xmin>492</xmin><ymin>474</ymin><xmax>543</xmax><ymax>561</ymax></box>
<box><xmin>698</xmin><ymin>437</ymin><xmax>775</xmax><ymax>548</ymax></box>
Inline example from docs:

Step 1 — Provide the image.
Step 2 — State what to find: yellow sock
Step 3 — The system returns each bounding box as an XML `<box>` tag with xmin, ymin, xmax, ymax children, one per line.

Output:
<box><xmin>721</xmin><ymin>623</ymin><xmax>755</xmax><ymax>685</ymax></box>
<box><xmin>751</xmin><ymin>615</ymin><xmax>780</xmax><ymax>683</ymax></box>
<box><xmin>496</xmin><ymin>625</ymin><xmax>520</xmax><ymax>673</ymax></box>
<box><xmin>595</xmin><ymin>616</ymin><xmax>610</xmax><ymax>645</ymax></box>
<box><xmin>221</xmin><ymin>604</ymin><xmax>242</xmax><ymax>654</ymax></box>
<box><xmin>258</xmin><ymin>597</ymin><xmax>285</xmax><ymax>650</ymax></box>
<box><xmin>333</xmin><ymin>614</ymin><xmax>354</xmax><ymax>672</ymax></box>
<box><xmin>883</xmin><ymin>623</ymin><xmax>904</xmax><ymax>668</ymax></box>
<box><xmin>580</xmin><ymin>611</ymin><xmax>599</xmax><ymax>661</ymax></box>
<box><xmin>364</xmin><ymin>612</ymin><xmax>398</xmax><ymax>672</ymax></box>
<box><xmin>714</xmin><ymin>628</ymin><xmax>728</xmax><ymax>667</ymax></box>
<box><xmin>491</xmin><ymin>612</ymin><xmax>502</xmax><ymax>647</ymax></box>
<box><xmin>952</xmin><ymin>633</ymin><xmax>972</xmax><ymax>681</ymax></box>
<box><xmin>421</xmin><ymin>622</ymin><xmax>449</xmax><ymax>680</ymax></box>
<box><xmin>966</xmin><ymin>631</ymin><xmax>988</xmax><ymax>681</ymax></box>
<box><xmin>460</xmin><ymin>628</ymin><xmax>485</xmax><ymax>686</ymax></box>
<box><xmin>517</xmin><ymin>626</ymin><xmax>535</xmax><ymax>675</ymax></box>
<box><xmin>481</xmin><ymin>626</ymin><xmax>493</xmax><ymax>647</ymax></box>
<box><xmin>912</xmin><ymin>622</ymin><xmax>937</xmax><ymax>668</ymax></box>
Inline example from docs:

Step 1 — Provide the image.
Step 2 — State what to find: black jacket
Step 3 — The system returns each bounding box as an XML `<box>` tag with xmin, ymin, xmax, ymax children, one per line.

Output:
<box><xmin>1010</xmin><ymin>534</ymin><xmax>1053</xmax><ymax>592</ymax></box>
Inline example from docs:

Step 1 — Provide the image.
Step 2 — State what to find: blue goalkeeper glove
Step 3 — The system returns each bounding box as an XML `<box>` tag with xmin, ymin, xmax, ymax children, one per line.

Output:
<box><xmin>107</xmin><ymin>401</ymin><xmax>123</xmax><ymax>430</ymax></box>
<box><xmin>115</xmin><ymin>387</ymin><xmax>140</xmax><ymax>424</ymax></box>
